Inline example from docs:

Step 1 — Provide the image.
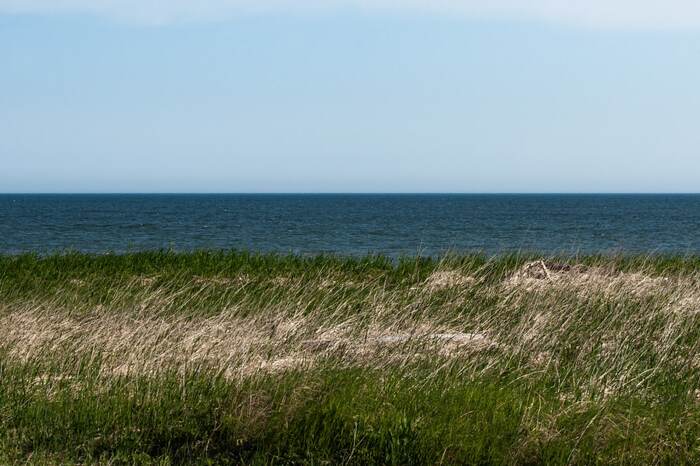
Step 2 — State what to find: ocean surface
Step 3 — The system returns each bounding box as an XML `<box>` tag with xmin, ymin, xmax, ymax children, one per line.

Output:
<box><xmin>1</xmin><ymin>194</ymin><xmax>700</xmax><ymax>257</ymax></box>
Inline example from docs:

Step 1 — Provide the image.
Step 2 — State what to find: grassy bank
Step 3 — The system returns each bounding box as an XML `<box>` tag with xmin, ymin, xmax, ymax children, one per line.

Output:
<box><xmin>3</xmin><ymin>251</ymin><xmax>700</xmax><ymax>464</ymax></box>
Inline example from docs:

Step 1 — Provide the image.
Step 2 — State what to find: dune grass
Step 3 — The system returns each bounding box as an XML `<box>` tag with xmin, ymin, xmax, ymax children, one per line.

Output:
<box><xmin>3</xmin><ymin>251</ymin><xmax>700</xmax><ymax>464</ymax></box>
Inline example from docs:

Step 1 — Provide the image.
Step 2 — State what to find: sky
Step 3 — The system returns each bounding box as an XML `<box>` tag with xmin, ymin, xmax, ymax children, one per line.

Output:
<box><xmin>2</xmin><ymin>1</ymin><xmax>700</xmax><ymax>193</ymax></box>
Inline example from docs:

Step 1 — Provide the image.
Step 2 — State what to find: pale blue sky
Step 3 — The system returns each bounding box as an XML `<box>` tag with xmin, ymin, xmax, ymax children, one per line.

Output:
<box><xmin>2</xmin><ymin>3</ymin><xmax>700</xmax><ymax>192</ymax></box>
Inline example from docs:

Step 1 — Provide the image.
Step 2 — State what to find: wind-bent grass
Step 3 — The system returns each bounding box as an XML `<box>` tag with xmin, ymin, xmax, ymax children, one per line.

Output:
<box><xmin>3</xmin><ymin>251</ymin><xmax>700</xmax><ymax>464</ymax></box>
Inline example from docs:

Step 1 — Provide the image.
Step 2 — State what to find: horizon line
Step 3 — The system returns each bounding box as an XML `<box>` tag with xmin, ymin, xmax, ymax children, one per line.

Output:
<box><xmin>2</xmin><ymin>192</ymin><xmax>700</xmax><ymax>196</ymax></box>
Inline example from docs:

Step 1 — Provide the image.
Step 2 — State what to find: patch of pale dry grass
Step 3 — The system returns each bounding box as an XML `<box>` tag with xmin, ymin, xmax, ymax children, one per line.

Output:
<box><xmin>0</xmin><ymin>307</ymin><xmax>494</xmax><ymax>380</ymax></box>
<box><xmin>504</xmin><ymin>260</ymin><xmax>675</xmax><ymax>298</ymax></box>
<box><xmin>422</xmin><ymin>270</ymin><xmax>476</xmax><ymax>292</ymax></box>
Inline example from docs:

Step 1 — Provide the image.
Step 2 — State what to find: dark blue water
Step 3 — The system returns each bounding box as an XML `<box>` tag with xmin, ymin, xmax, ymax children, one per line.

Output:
<box><xmin>1</xmin><ymin>194</ymin><xmax>700</xmax><ymax>256</ymax></box>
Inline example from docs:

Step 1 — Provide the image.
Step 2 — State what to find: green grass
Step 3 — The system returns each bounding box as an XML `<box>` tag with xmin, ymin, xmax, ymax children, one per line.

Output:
<box><xmin>3</xmin><ymin>251</ymin><xmax>700</xmax><ymax>464</ymax></box>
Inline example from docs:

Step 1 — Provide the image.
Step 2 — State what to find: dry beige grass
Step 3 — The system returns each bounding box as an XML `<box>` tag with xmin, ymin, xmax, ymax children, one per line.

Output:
<box><xmin>422</xmin><ymin>270</ymin><xmax>476</xmax><ymax>291</ymax></box>
<box><xmin>4</xmin><ymin>261</ymin><xmax>700</xmax><ymax>400</ymax></box>
<box><xmin>504</xmin><ymin>260</ymin><xmax>675</xmax><ymax>298</ymax></box>
<box><xmin>0</xmin><ymin>308</ymin><xmax>493</xmax><ymax>380</ymax></box>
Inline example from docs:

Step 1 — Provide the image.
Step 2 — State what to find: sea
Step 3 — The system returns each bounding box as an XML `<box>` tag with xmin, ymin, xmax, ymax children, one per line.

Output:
<box><xmin>1</xmin><ymin>194</ymin><xmax>700</xmax><ymax>257</ymax></box>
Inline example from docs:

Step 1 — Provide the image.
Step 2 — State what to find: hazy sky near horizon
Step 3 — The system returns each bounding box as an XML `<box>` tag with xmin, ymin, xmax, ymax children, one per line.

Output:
<box><xmin>2</xmin><ymin>2</ymin><xmax>700</xmax><ymax>192</ymax></box>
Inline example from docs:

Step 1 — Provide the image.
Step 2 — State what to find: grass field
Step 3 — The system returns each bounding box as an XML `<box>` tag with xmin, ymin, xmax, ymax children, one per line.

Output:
<box><xmin>3</xmin><ymin>251</ymin><xmax>700</xmax><ymax>464</ymax></box>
